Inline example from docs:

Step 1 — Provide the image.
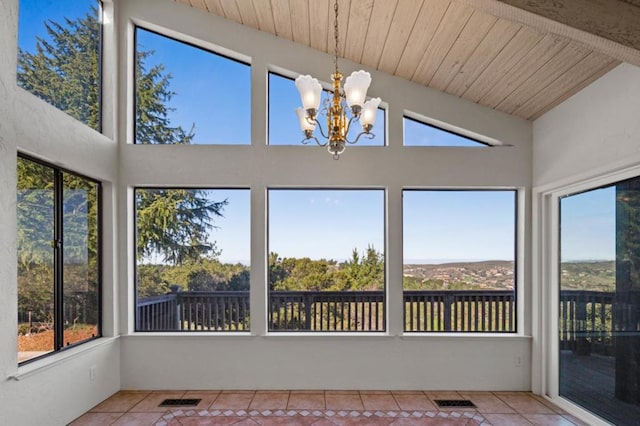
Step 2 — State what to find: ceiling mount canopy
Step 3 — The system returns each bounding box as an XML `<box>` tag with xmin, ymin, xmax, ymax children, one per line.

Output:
<box><xmin>294</xmin><ymin>0</ymin><xmax>381</xmax><ymax>160</ymax></box>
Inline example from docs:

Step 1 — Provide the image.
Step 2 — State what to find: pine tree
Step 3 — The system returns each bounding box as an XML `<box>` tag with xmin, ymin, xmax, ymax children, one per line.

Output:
<box><xmin>17</xmin><ymin>7</ymin><xmax>226</xmax><ymax>265</ymax></box>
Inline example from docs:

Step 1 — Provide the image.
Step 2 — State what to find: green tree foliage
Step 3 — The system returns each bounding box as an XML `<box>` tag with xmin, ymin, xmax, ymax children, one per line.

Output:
<box><xmin>17</xmin><ymin>8</ymin><xmax>100</xmax><ymax>130</ymax></box>
<box><xmin>268</xmin><ymin>247</ymin><xmax>384</xmax><ymax>292</ymax></box>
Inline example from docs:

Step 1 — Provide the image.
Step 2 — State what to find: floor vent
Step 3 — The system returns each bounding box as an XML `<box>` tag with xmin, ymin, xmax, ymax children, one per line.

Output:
<box><xmin>159</xmin><ymin>398</ymin><xmax>202</xmax><ymax>407</ymax></box>
<box><xmin>434</xmin><ymin>399</ymin><xmax>476</xmax><ymax>408</ymax></box>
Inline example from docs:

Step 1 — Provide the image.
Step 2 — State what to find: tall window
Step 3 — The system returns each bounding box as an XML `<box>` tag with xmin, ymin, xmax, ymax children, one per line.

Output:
<box><xmin>268</xmin><ymin>73</ymin><xmax>385</xmax><ymax>146</ymax></box>
<box><xmin>404</xmin><ymin>117</ymin><xmax>487</xmax><ymax>147</ymax></box>
<box><xmin>559</xmin><ymin>176</ymin><xmax>640</xmax><ymax>425</ymax></box>
<box><xmin>268</xmin><ymin>189</ymin><xmax>385</xmax><ymax>332</ymax></box>
<box><xmin>17</xmin><ymin>155</ymin><xmax>101</xmax><ymax>364</ymax></box>
<box><xmin>134</xmin><ymin>28</ymin><xmax>251</xmax><ymax>145</ymax></box>
<box><xmin>135</xmin><ymin>188</ymin><xmax>250</xmax><ymax>332</ymax></box>
<box><xmin>17</xmin><ymin>0</ymin><xmax>102</xmax><ymax>131</ymax></box>
<box><xmin>403</xmin><ymin>190</ymin><xmax>516</xmax><ymax>332</ymax></box>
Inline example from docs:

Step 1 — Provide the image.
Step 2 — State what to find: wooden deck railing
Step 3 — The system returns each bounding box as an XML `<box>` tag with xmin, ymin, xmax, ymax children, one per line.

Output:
<box><xmin>136</xmin><ymin>289</ymin><xmax>517</xmax><ymax>332</ymax></box>
<box><xmin>135</xmin><ymin>289</ymin><xmax>617</xmax><ymax>341</ymax></box>
<box><xmin>559</xmin><ymin>290</ymin><xmax>615</xmax><ymax>355</ymax></box>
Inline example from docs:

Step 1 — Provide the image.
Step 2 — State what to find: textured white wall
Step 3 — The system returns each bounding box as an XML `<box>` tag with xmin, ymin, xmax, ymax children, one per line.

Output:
<box><xmin>533</xmin><ymin>63</ymin><xmax>640</xmax><ymax>188</ymax></box>
<box><xmin>117</xmin><ymin>0</ymin><xmax>533</xmax><ymax>391</ymax></box>
<box><xmin>0</xmin><ymin>0</ymin><xmax>120</xmax><ymax>424</ymax></box>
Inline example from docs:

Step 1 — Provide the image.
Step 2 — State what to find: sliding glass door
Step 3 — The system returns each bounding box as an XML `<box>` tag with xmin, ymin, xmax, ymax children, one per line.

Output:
<box><xmin>559</xmin><ymin>175</ymin><xmax>640</xmax><ymax>425</ymax></box>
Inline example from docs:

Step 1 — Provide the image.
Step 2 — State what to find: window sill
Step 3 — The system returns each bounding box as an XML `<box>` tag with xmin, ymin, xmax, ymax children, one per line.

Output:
<box><xmin>8</xmin><ymin>337</ymin><xmax>118</xmax><ymax>381</ymax></box>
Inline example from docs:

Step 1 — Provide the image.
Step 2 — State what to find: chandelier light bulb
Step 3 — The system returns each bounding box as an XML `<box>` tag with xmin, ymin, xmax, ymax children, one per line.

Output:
<box><xmin>295</xmin><ymin>75</ymin><xmax>322</xmax><ymax>114</ymax></box>
<box><xmin>296</xmin><ymin>107</ymin><xmax>315</xmax><ymax>132</ymax></box>
<box><xmin>344</xmin><ymin>70</ymin><xmax>371</xmax><ymax>110</ymax></box>
<box><xmin>361</xmin><ymin>97</ymin><xmax>381</xmax><ymax>129</ymax></box>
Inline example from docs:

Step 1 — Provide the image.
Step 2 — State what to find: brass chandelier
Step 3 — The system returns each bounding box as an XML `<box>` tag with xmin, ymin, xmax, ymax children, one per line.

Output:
<box><xmin>295</xmin><ymin>0</ymin><xmax>381</xmax><ymax>160</ymax></box>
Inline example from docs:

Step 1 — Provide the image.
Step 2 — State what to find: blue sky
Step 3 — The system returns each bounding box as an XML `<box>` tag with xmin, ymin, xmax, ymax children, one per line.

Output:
<box><xmin>20</xmin><ymin>0</ymin><xmax>614</xmax><ymax>265</ymax></box>
<box><xmin>560</xmin><ymin>186</ymin><xmax>615</xmax><ymax>262</ymax></box>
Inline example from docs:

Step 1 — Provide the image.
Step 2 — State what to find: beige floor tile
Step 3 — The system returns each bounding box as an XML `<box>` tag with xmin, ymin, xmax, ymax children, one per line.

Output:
<box><xmin>324</xmin><ymin>393</ymin><xmax>364</xmax><ymax>410</ymax></box>
<box><xmin>90</xmin><ymin>391</ymin><xmax>151</xmax><ymax>412</ymax></box>
<box><xmin>181</xmin><ymin>390</ymin><xmax>221</xmax><ymax>410</ymax></box>
<box><xmin>248</xmin><ymin>392</ymin><xmax>290</xmax><ymax>410</ymax></box>
<box><xmin>69</xmin><ymin>412</ymin><xmax>123</xmax><ymax>425</ymax></box>
<box><xmin>287</xmin><ymin>392</ymin><xmax>325</xmax><ymax>409</ymax></box>
<box><xmin>110</xmin><ymin>412</ymin><xmax>164</xmax><ymax>425</ymax></box>
<box><xmin>361</xmin><ymin>393</ymin><xmax>400</xmax><ymax>410</ymax></box>
<box><xmin>424</xmin><ymin>391</ymin><xmax>463</xmax><ymax>400</ymax></box>
<box><xmin>130</xmin><ymin>391</ymin><xmax>185</xmax><ymax>412</ymax></box>
<box><xmin>561</xmin><ymin>414</ymin><xmax>591</xmax><ymax>426</ymax></box>
<box><xmin>523</xmin><ymin>414</ymin><xmax>576</xmax><ymax>426</ymax></box>
<box><xmin>324</xmin><ymin>390</ymin><xmax>359</xmax><ymax>394</ymax></box>
<box><xmin>210</xmin><ymin>393</ymin><xmax>255</xmax><ymax>410</ymax></box>
<box><xmin>496</xmin><ymin>394</ymin><xmax>555</xmax><ymax>414</ymax></box>
<box><xmin>360</xmin><ymin>390</ymin><xmax>392</xmax><ymax>394</ymax></box>
<box><xmin>531</xmin><ymin>395</ymin><xmax>566</xmax><ymax>414</ymax></box>
<box><xmin>460</xmin><ymin>392</ymin><xmax>515</xmax><ymax>414</ymax></box>
<box><xmin>483</xmin><ymin>413</ymin><xmax>534</xmax><ymax>425</ymax></box>
<box><xmin>392</xmin><ymin>393</ymin><xmax>437</xmax><ymax>411</ymax></box>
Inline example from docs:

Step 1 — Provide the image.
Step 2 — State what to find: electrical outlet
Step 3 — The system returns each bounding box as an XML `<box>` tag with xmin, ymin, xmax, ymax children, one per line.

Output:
<box><xmin>89</xmin><ymin>365</ymin><xmax>96</xmax><ymax>381</ymax></box>
<box><xmin>515</xmin><ymin>354</ymin><xmax>523</xmax><ymax>367</ymax></box>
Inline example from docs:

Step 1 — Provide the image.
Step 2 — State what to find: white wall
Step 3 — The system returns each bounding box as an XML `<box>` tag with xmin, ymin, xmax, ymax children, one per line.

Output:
<box><xmin>0</xmin><ymin>0</ymin><xmax>120</xmax><ymax>424</ymax></box>
<box><xmin>118</xmin><ymin>0</ymin><xmax>533</xmax><ymax>391</ymax></box>
<box><xmin>533</xmin><ymin>63</ymin><xmax>640</xmax><ymax>189</ymax></box>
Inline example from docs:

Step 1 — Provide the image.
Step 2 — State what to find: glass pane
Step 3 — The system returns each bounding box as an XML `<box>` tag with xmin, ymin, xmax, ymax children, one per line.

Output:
<box><xmin>135</xmin><ymin>189</ymin><xmax>250</xmax><ymax>331</ymax></box>
<box><xmin>135</xmin><ymin>28</ymin><xmax>250</xmax><ymax>145</ymax></box>
<box><xmin>62</xmin><ymin>173</ymin><xmax>99</xmax><ymax>346</ymax></box>
<box><xmin>560</xmin><ymin>179</ymin><xmax>640</xmax><ymax>424</ymax></box>
<box><xmin>17</xmin><ymin>158</ymin><xmax>55</xmax><ymax>362</ymax></box>
<box><xmin>268</xmin><ymin>189</ymin><xmax>385</xmax><ymax>331</ymax></box>
<box><xmin>403</xmin><ymin>190</ymin><xmax>516</xmax><ymax>332</ymax></box>
<box><xmin>268</xmin><ymin>73</ymin><xmax>385</xmax><ymax>146</ymax></box>
<box><xmin>17</xmin><ymin>0</ymin><xmax>101</xmax><ymax>130</ymax></box>
<box><xmin>404</xmin><ymin>117</ymin><xmax>486</xmax><ymax>147</ymax></box>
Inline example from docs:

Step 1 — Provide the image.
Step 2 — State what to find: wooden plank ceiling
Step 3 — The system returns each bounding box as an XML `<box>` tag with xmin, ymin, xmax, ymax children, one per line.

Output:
<box><xmin>174</xmin><ymin>0</ymin><xmax>622</xmax><ymax>120</ymax></box>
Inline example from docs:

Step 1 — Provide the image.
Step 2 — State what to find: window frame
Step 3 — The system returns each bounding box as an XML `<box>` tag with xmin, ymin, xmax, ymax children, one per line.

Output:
<box><xmin>17</xmin><ymin>153</ymin><xmax>103</xmax><ymax>366</ymax></box>
<box><xmin>132</xmin><ymin>25</ymin><xmax>251</xmax><ymax>146</ymax></box>
<box><xmin>16</xmin><ymin>0</ymin><xmax>104</xmax><ymax>133</ymax></box>
<box><xmin>133</xmin><ymin>186</ymin><xmax>252</xmax><ymax>333</ymax></box>
<box><xmin>266</xmin><ymin>187</ymin><xmax>387</xmax><ymax>333</ymax></box>
<box><xmin>401</xmin><ymin>188</ymin><xmax>518</xmax><ymax>334</ymax></box>
<box><xmin>403</xmin><ymin>115</ymin><xmax>491</xmax><ymax>147</ymax></box>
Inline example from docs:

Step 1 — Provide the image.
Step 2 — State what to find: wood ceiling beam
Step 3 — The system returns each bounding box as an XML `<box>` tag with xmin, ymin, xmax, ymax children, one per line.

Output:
<box><xmin>457</xmin><ymin>0</ymin><xmax>640</xmax><ymax>67</ymax></box>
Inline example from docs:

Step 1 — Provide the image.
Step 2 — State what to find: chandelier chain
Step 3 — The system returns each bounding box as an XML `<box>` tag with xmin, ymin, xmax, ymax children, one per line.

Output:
<box><xmin>334</xmin><ymin>0</ymin><xmax>339</xmax><ymax>75</ymax></box>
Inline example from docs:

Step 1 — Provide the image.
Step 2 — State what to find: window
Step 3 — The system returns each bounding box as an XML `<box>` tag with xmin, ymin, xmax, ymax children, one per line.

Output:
<box><xmin>135</xmin><ymin>188</ymin><xmax>250</xmax><ymax>332</ymax></box>
<box><xmin>134</xmin><ymin>28</ymin><xmax>250</xmax><ymax>145</ymax></box>
<box><xmin>268</xmin><ymin>189</ymin><xmax>385</xmax><ymax>331</ymax></box>
<box><xmin>559</xmin><ymin>176</ymin><xmax>640</xmax><ymax>425</ymax></box>
<box><xmin>268</xmin><ymin>72</ymin><xmax>385</xmax><ymax>146</ymax></box>
<box><xmin>17</xmin><ymin>155</ymin><xmax>101</xmax><ymax>364</ymax></box>
<box><xmin>403</xmin><ymin>190</ymin><xmax>516</xmax><ymax>332</ymax></box>
<box><xmin>403</xmin><ymin>117</ymin><xmax>487</xmax><ymax>147</ymax></box>
<box><xmin>17</xmin><ymin>0</ymin><xmax>102</xmax><ymax>131</ymax></box>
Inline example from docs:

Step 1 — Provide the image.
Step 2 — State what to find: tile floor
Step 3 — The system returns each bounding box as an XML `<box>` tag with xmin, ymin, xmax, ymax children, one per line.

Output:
<box><xmin>70</xmin><ymin>390</ymin><xmax>588</xmax><ymax>425</ymax></box>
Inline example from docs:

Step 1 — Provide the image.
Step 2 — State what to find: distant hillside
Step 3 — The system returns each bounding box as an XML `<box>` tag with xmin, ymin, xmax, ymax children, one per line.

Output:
<box><xmin>403</xmin><ymin>260</ymin><xmax>514</xmax><ymax>290</ymax></box>
<box><xmin>560</xmin><ymin>261</ymin><xmax>615</xmax><ymax>291</ymax></box>
<box><xmin>403</xmin><ymin>260</ymin><xmax>616</xmax><ymax>291</ymax></box>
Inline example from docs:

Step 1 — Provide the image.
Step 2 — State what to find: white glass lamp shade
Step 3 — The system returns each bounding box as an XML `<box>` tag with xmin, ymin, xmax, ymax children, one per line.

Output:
<box><xmin>296</xmin><ymin>107</ymin><xmax>316</xmax><ymax>132</ymax></box>
<box><xmin>344</xmin><ymin>70</ymin><xmax>371</xmax><ymax>109</ymax></box>
<box><xmin>360</xmin><ymin>97</ymin><xmax>381</xmax><ymax>128</ymax></box>
<box><xmin>295</xmin><ymin>75</ymin><xmax>322</xmax><ymax>112</ymax></box>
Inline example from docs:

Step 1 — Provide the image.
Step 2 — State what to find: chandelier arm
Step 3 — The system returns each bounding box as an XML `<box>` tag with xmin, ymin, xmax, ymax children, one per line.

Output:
<box><xmin>345</xmin><ymin>131</ymin><xmax>375</xmax><ymax>145</ymax></box>
<box><xmin>343</xmin><ymin>114</ymin><xmax>360</xmax><ymax>138</ymax></box>
<box><xmin>301</xmin><ymin>134</ymin><xmax>327</xmax><ymax>147</ymax></box>
<box><xmin>314</xmin><ymin>119</ymin><xmax>329</xmax><ymax>139</ymax></box>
